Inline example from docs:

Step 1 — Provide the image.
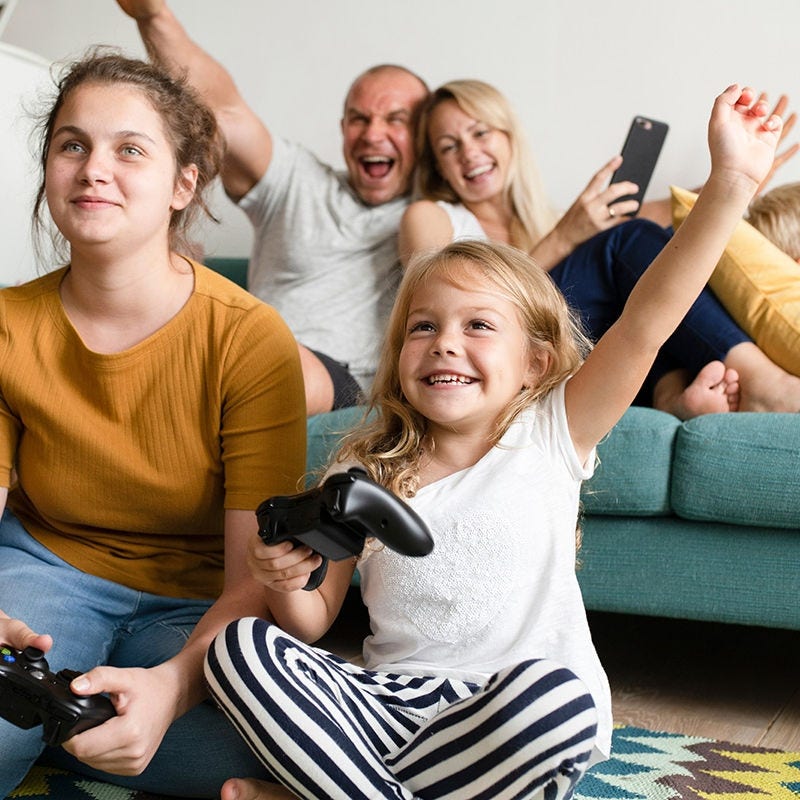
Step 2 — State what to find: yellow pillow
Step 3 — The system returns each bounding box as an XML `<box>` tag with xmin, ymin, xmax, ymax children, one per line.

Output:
<box><xmin>671</xmin><ymin>185</ymin><xmax>800</xmax><ymax>376</ymax></box>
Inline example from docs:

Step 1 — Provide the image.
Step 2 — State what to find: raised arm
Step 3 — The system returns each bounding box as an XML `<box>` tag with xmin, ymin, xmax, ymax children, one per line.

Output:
<box><xmin>566</xmin><ymin>85</ymin><xmax>782</xmax><ymax>461</ymax></box>
<box><xmin>638</xmin><ymin>92</ymin><xmax>798</xmax><ymax>227</ymax></box>
<box><xmin>117</xmin><ymin>0</ymin><xmax>272</xmax><ymax>200</ymax></box>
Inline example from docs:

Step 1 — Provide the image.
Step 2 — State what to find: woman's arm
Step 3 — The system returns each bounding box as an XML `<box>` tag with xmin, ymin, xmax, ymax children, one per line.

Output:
<box><xmin>398</xmin><ymin>200</ymin><xmax>455</xmax><ymax>267</ymax></box>
<box><xmin>60</xmin><ymin>508</ymin><xmax>279</xmax><ymax>774</ymax></box>
<box><xmin>529</xmin><ymin>156</ymin><xmax>640</xmax><ymax>270</ymax></box>
<box><xmin>565</xmin><ymin>86</ymin><xmax>781</xmax><ymax>463</ymax></box>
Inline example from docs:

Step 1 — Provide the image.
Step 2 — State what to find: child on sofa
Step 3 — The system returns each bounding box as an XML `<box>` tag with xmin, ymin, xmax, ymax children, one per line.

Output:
<box><xmin>204</xmin><ymin>84</ymin><xmax>782</xmax><ymax>800</ymax></box>
<box><xmin>747</xmin><ymin>181</ymin><xmax>800</xmax><ymax>259</ymax></box>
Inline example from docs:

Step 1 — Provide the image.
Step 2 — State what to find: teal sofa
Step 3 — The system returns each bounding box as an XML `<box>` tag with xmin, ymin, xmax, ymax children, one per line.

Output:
<box><xmin>207</xmin><ymin>256</ymin><xmax>800</xmax><ymax>633</ymax></box>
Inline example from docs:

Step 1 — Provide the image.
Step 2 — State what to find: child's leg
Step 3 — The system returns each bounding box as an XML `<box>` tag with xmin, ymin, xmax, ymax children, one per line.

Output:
<box><xmin>206</xmin><ymin>617</ymin><xmax>475</xmax><ymax>800</ymax></box>
<box><xmin>392</xmin><ymin>659</ymin><xmax>598</xmax><ymax>800</ymax></box>
<box><xmin>207</xmin><ymin>620</ymin><xmax>598</xmax><ymax>800</ymax></box>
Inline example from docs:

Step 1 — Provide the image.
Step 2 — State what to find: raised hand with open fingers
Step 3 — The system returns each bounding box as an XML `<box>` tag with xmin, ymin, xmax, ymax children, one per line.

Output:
<box><xmin>708</xmin><ymin>85</ymin><xmax>783</xmax><ymax>194</ymax></box>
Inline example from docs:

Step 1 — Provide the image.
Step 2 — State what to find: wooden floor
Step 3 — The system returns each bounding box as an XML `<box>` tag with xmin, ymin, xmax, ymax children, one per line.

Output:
<box><xmin>588</xmin><ymin>609</ymin><xmax>800</xmax><ymax>750</ymax></box>
<box><xmin>319</xmin><ymin>589</ymin><xmax>800</xmax><ymax>752</ymax></box>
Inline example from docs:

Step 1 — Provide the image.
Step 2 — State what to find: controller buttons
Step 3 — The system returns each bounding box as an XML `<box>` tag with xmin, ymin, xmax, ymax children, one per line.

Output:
<box><xmin>23</xmin><ymin>646</ymin><xmax>46</xmax><ymax>662</ymax></box>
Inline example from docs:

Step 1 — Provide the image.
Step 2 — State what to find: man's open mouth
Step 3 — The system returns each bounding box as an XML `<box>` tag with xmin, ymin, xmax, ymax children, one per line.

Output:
<box><xmin>360</xmin><ymin>155</ymin><xmax>395</xmax><ymax>179</ymax></box>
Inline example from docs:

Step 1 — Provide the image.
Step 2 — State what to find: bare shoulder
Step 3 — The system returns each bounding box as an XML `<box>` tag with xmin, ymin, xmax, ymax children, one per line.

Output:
<box><xmin>402</xmin><ymin>198</ymin><xmax>444</xmax><ymax>220</ymax></box>
<box><xmin>399</xmin><ymin>200</ymin><xmax>453</xmax><ymax>266</ymax></box>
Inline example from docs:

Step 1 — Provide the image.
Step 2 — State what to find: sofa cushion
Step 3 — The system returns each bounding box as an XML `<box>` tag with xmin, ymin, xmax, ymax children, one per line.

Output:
<box><xmin>671</xmin><ymin>185</ymin><xmax>800</xmax><ymax>376</ymax></box>
<box><xmin>581</xmin><ymin>407</ymin><xmax>680</xmax><ymax>516</ymax></box>
<box><xmin>672</xmin><ymin>412</ymin><xmax>800</xmax><ymax>529</ymax></box>
<box><xmin>306</xmin><ymin>406</ymin><xmax>367</xmax><ymax>479</ymax></box>
<box><xmin>205</xmin><ymin>256</ymin><xmax>249</xmax><ymax>289</ymax></box>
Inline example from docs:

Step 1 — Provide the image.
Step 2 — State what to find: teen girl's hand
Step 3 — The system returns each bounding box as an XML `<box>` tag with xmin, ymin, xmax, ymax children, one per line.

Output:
<box><xmin>0</xmin><ymin>611</ymin><xmax>52</xmax><ymax>655</ymax></box>
<box><xmin>707</xmin><ymin>85</ymin><xmax>783</xmax><ymax>196</ymax></box>
<box><xmin>61</xmin><ymin>663</ymin><xmax>177</xmax><ymax>775</ymax></box>
<box><xmin>247</xmin><ymin>534</ymin><xmax>324</xmax><ymax>593</ymax></box>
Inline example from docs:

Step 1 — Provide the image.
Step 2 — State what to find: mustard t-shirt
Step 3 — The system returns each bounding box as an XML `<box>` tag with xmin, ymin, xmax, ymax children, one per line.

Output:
<box><xmin>0</xmin><ymin>260</ymin><xmax>306</xmax><ymax>599</ymax></box>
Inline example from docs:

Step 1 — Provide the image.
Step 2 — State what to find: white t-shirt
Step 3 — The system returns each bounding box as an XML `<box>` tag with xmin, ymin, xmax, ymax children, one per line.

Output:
<box><xmin>358</xmin><ymin>381</ymin><xmax>612</xmax><ymax>758</ymax></box>
<box><xmin>436</xmin><ymin>200</ymin><xmax>488</xmax><ymax>241</ymax></box>
<box><xmin>239</xmin><ymin>138</ymin><xmax>407</xmax><ymax>389</ymax></box>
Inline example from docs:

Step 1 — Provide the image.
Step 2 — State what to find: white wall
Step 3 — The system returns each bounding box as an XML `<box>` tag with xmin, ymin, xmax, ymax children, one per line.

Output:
<box><xmin>3</xmin><ymin>0</ymin><xmax>800</xmax><ymax>260</ymax></box>
<box><xmin>0</xmin><ymin>42</ymin><xmax>51</xmax><ymax>284</ymax></box>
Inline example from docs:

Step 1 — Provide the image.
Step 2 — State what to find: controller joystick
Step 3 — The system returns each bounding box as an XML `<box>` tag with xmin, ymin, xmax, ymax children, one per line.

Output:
<box><xmin>0</xmin><ymin>644</ymin><xmax>115</xmax><ymax>745</ymax></box>
<box><xmin>256</xmin><ymin>467</ymin><xmax>434</xmax><ymax>590</ymax></box>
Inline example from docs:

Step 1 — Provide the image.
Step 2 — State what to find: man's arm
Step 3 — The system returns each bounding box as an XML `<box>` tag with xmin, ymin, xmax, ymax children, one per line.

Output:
<box><xmin>118</xmin><ymin>0</ymin><xmax>272</xmax><ymax>201</ymax></box>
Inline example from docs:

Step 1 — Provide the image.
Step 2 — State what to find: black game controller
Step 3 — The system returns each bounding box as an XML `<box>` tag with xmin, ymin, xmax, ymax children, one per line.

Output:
<box><xmin>256</xmin><ymin>468</ymin><xmax>434</xmax><ymax>590</ymax></box>
<box><xmin>0</xmin><ymin>644</ymin><xmax>115</xmax><ymax>745</ymax></box>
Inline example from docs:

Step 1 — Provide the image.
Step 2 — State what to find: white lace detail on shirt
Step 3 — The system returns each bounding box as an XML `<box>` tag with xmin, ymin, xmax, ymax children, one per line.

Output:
<box><xmin>371</xmin><ymin>508</ymin><xmax>518</xmax><ymax>645</ymax></box>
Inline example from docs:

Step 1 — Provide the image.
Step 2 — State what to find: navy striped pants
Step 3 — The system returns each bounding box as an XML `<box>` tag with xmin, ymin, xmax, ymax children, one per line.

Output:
<box><xmin>205</xmin><ymin>618</ymin><xmax>598</xmax><ymax>800</ymax></box>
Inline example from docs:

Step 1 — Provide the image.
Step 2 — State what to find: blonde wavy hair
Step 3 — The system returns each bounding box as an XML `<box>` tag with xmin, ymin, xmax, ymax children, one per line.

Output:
<box><xmin>414</xmin><ymin>79</ymin><xmax>559</xmax><ymax>252</ymax></box>
<box><xmin>747</xmin><ymin>181</ymin><xmax>800</xmax><ymax>260</ymax></box>
<box><xmin>335</xmin><ymin>240</ymin><xmax>591</xmax><ymax>497</ymax></box>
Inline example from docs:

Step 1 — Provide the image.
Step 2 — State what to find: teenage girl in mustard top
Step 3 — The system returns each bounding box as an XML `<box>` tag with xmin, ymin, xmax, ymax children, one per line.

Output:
<box><xmin>0</xmin><ymin>52</ymin><xmax>305</xmax><ymax>797</ymax></box>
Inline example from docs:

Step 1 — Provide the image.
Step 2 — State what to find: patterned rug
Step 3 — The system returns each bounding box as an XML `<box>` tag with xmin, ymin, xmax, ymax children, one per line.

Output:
<box><xmin>9</xmin><ymin>725</ymin><xmax>800</xmax><ymax>800</ymax></box>
<box><xmin>577</xmin><ymin>726</ymin><xmax>800</xmax><ymax>800</ymax></box>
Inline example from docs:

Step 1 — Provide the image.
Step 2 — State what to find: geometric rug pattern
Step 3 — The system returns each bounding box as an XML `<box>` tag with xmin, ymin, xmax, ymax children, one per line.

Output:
<box><xmin>9</xmin><ymin>725</ymin><xmax>800</xmax><ymax>800</ymax></box>
<box><xmin>576</xmin><ymin>726</ymin><xmax>800</xmax><ymax>800</ymax></box>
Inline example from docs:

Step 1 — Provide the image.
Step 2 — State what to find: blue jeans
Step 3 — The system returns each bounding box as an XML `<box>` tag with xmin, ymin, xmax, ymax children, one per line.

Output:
<box><xmin>550</xmin><ymin>219</ymin><xmax>751</xmax><ymax>403</ymax></box>
<box><xmin>0</xmin><ymin>510</ymin><xmax>271</xmax><ymax>798</ymax></box>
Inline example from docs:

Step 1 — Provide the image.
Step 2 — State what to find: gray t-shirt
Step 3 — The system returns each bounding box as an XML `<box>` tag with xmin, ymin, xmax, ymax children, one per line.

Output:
<box><xmin>239</xmin><ymin>137</ymin><xmax>407</xmax><ymax>389</ymax></box>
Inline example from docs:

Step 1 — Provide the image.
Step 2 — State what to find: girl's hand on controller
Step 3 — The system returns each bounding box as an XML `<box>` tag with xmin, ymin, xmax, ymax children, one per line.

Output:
<box><xmin>247</xmin><ymin>534</ymin><xmax>323</xmax><ymax>593</ymax></box>
<box><xmin>0</xmin><ymin>611</ymin><xmax>53</xmax><ymax>654</ymax></box>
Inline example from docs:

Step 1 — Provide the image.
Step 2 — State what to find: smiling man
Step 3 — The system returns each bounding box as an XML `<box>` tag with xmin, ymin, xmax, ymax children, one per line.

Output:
<box><xmin>118</xmin><ymin>1</ymin><xmax>428</xmax><ymax>414</ymax></box>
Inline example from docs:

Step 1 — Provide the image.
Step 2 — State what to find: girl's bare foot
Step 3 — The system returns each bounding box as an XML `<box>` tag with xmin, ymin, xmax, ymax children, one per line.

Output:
<box><xmin>220</xmin><ymin>777</ymin><xmax>298</xmax><ymax>800</ymax></box>
<box><xmin>725</xmin><ymin>342</ymin><xmax>800</xmax><ymax>412</ymax></box>
<box><xmin>653</xmin><ymin>362</ymin><xmax>740</xmax><ymax>420</ymax></box>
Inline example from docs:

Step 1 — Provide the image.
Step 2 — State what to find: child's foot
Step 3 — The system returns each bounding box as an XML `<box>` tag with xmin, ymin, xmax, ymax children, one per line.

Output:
<box><xmin>220</xmin><ymin>777</ymin><xmax>298</xmax><ymax>800</ymax></box>
<box><xmin>653</xmin><ymin>362</ymin><xmax>739</xmax><ymax>420</ymax></box>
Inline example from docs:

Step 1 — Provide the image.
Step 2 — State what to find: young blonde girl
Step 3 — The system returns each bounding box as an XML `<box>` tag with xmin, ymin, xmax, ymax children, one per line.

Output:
<box><xmin>205</xmin><ymin>84</ymin><xmax>781</xmax><ymax>800</ymax></box>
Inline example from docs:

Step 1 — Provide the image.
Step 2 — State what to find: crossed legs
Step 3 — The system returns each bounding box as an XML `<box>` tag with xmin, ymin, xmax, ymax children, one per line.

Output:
<box><xmin>206</xmin><ymin>618</ymin><xmax>599</xmax><ymax>800</ymax></box>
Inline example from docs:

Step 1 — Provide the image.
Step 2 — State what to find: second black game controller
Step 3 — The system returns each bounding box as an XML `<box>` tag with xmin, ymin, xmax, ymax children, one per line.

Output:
<box><xmin>256</xmin><ymin>468</ymin><xmax>434</xmax><ymax>590</ymax></box>
<box><xmin>0</xmin><ymin>644</ymin><xmax>115</xmax><ymax>745</ymax></box>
